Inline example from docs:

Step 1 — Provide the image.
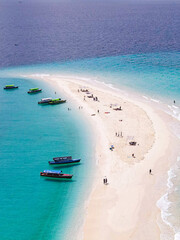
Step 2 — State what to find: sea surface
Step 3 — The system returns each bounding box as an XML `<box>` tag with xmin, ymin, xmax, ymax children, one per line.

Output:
<box><xmin>0</xmin><ymin>0</ymin><xmax>179</xmax><ymax>68</ymax></box>
<box><xmin>0</xmin><ymin>0</ymin><xmax>180</xmax><ymax>240</ymax></box>
<box><xmin>1</xmin><ymin>51</ymin><xmax>180</xmax><ymax>240</ymax></box>
<box><xmin>0</xmin><ymin>77</ymin><xmax>95</xmax><ymax>240</ymax></box>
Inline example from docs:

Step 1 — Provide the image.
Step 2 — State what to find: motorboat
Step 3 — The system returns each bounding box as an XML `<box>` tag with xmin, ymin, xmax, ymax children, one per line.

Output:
<box><xmin>40</xmin><ymin>170</ymin><xmax>73</xmax><ymax>179</ymax></box>
<box><xmin>28</xmin><ymin>88</ymin><xmax>42</xmax><ymax>94</ymax></box>
<box><xmin>49</xmin><ymin>156</ymin><xmax>81</xmax><ymax>166</ymax></box>
<box><xmin>38</xmin><ymin>98</ymin><xmax>53</xmax><ymax>104</ymax></box>
<box><xmin>4</xmin><ymin>85</ymin><xmax>18</xmax><ymax>89</ymax></box>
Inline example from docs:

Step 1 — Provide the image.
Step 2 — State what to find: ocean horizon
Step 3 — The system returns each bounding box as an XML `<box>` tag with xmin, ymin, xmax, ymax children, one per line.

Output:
<box><xmin>0</xmin><ymin>0</ymin><xmax>179</xmax><ymax>239</ymax></box>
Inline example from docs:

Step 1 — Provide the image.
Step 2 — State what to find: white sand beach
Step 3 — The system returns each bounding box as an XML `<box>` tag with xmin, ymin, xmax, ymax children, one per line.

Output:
<box><xmin>24</xmin><ymin>74</ymin><xmax>180</xmax><ymax>240</ymax></box>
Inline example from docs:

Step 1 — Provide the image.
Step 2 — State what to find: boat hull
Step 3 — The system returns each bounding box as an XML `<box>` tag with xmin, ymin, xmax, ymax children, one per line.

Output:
<box><xmin>4</xmin><ymin>86</ymin><xmax>18</xmax><ymax>89</ymax></box>
<box><xmin>38</xmin><ymin>101</ymin><xmax>50</xmax><ymax>104</ymax></box>
<box><xmin>40</xmin><ymin>172</ymin><xmax>73</xmax><ymax>179</ymax></box>
<box><xmin>48</xmin><ymin>100</ymin><xmax>66</xmax><ymax>105</ymax></box>
<box><xmin>41</xmin><ymin>176</ymin><xmax>73</xmax><ymax>180</ymax></box>
<box><xmin>49</xmin><ymin>159</ymin><xmax>80</xmax><ymax>166</ymax></box>
<box><xmin>28</xmin><ymin>89</ymin><xmax>42</xmax><ymax>94</ymax></box>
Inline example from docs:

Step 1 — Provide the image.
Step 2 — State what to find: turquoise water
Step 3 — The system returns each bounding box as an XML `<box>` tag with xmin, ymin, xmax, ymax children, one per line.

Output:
<box><xmin>0</xmin><ymin>77</ymin><xmax>94</xmax><ymax>240</ymax></box>
<box><xmin>1</xmin><ymin>52</ymin><xmax>180</xmax><ymax>102</ymax></box>
<box><xmin>0</xmin><ymin>51</ymin><xmax>180</xmax><ymax>240</ymax></box>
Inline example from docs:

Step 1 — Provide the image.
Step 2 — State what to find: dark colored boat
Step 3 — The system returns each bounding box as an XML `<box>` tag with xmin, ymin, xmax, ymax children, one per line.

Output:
<box><xmin>129</xmin><ymin>141</ymin><xmax>137</xmax><ymax>146</ymax></box>
<box><xmin>40</xmin><ymin>170</ymin><xmax>73</xmax><ymax>179</ymax></box>
<box><xmin>38</xmin><ymin>98</ymin><xmax>53</xmax><ymax>104</ymax></box>
<box><xmin>4</xmin><ymin>85</ymin><xmax>18</xmax><ymax>89</ymax></box>
<box><xmin>28</xmin><ymin>88</ymin><xmax>42</xmax><ymax>94</ymax></box>
<box><xmin>113</xmin><ymin>107</ymin><xmax>122</xmax><ymax>111</ymax></box>
<box><xmin>48</xmin><ymin>99</ymin><xmax>66</xmax><ymax>105</ymax></box>
<box><xmin>49</xmin><ymin>156</ymin><xmax>81</xmax><ymax>165</ymax></box>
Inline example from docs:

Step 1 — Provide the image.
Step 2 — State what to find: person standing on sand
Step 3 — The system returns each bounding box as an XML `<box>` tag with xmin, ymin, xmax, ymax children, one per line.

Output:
<box><xmin>103</xmin><ymin>177</ymin><xmax>108</xmax><ymax>184</ymax></box>
<box><xmin>149</xmin><ymin>169</ymin><xmax>152</xmax><ymax>175</ymax></box>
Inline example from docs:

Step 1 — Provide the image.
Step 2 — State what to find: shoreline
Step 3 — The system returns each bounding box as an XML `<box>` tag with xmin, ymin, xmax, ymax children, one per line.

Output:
<box><xmin>24</xmin><ymin>74</ymin><xmax>180</xmax><ymax>240</ymax></box>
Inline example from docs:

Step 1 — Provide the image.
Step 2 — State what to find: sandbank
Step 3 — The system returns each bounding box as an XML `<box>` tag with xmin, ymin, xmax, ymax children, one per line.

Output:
<box><xmin>24</xmin><ymin>74</ymin><xmax>180</xmax><ymax>240</ymax></box>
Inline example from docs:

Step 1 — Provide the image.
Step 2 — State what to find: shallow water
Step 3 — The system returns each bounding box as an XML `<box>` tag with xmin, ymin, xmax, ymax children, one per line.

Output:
<box><xmin>0</xmin><ymin>0</ymin><xmax>179</xmax><ymax>239</ymax></box>
<box><xmin>0</xmin><ymin>52</ymin><xmax>180</xmax><ymax>239</ymax></box>
<box><xmin>0</xmin><ymin>77</ymin><xmax>95</xmax><ymax>240</ymax></box>
<box><xmin>0</xmin><ymin>50</ymin><xmax>180</xmax><ymax>239</ymax></box>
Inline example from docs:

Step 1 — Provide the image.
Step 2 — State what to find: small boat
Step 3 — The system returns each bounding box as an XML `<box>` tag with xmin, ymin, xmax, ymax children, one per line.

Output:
<box><xmin>40</xmin><ymin>170</ymin><xmax>73</xmax><ymax>179</ymax></box>
<box><xmin>4</xmin><ymin>85</ymin><xmax>18</xmax><ymax>89</ymax></box>
<box><xmin>27</xmin><ymin>88</ymin><xmax>42</xmax><ymax>94</ymax></box>
<box><xmin>80</xmin><ymin>88</ymin><xmax>89</xmax><ymax>92</ymax></box>
<box><xmin>38</xmin><ymin>98</ymin><xmax>53</xmax><ymax>104</ymax></box>
<box><xmin>87</xmin><ymin>94</ymin><xmax>94</xmax><ymax>98</ymax></box>
<box><xmin>49</xmin><ymin>156</ymin><xmax>81</xmax><ymax>166</ymax></box>
<box><xmin>48</xmin><ymin>99</ymin><xmax>66</xmax><ymax>105</ymax></box>
<box><xmin>113</xmin><ymin>107</ymin><xmax>122</xmax><ymax>111</ymax></box>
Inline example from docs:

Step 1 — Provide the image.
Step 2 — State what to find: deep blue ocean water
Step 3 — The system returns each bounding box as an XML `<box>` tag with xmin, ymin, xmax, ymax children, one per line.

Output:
<box><xmin>0</xmin><ymin>0</ymin><xmax>180</xmax><ymax>239</ymax></box>
<box><xmin>0</xmin><ymin>0</ymin><xmax>179</xmax><ymax>68</ymax></box>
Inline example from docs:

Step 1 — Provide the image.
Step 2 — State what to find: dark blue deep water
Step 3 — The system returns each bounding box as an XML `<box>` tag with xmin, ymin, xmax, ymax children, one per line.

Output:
<box><xmin>0</xmin><ymin>0</ymin><xmax>179</xmax><ymax>68</ymax></box>
<box><xmin>0</xmin><ymin>1</ymin><xmax>180</xmax><ymax>240</ymax></box>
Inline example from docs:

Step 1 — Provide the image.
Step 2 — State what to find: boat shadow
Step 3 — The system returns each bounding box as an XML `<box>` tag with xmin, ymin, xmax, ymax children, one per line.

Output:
<box><xmin>45</xmin><ymin>179</ymin><xmax>76</xmax><ymax>183</ymax></box>
<box><xmin>52</xmin><ymin>163</ymin><xmax>81</xmax><ymax>169</ymax></box>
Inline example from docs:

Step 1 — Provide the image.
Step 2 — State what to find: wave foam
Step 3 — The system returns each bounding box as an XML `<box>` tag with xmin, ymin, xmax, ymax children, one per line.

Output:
<box><xmin>142</xmin><ymin>95</ymin><xmax>149</xmax><ymax>100</ymax></box>
<box><xmin>157</xmin><ymin>157</ymin><xmax>180</xmax><ymax>240</ymax></box>
<box><xmin>150</xmin><ymin>98</ymin><xmax>160</xmax><ymax>103</ymax></box>
<box><xmin>175</xmin><ymin>232</ymin><xmax>180</xmax><ymax>240</ymax></box>
<box><xmin>172</xmin><ymin>105</ymin><xmax>179</xmax><ymax>109</ymax></box>
<box><xmin>166</xmin><ymin>105</ymin><xmax>180</xmax><ymax>122</ymax></box>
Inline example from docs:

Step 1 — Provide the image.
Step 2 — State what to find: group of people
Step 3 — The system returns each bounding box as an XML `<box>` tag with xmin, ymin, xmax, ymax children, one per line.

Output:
<box><xmin>88</xmin><ymin>94</ymin><xmax>99</xmax><ymax>102</ymax></box>
<box><xmin>115</xmin><ymin>132</ymin><xmax>123</xmax><ymax>137</ymax></box>
<box><xmin>78</xmin><ymin>88</ymin><xmax>88</xmax><ymax>93</ymax></box>
<box><xmin>93</xmin><ymin>96</ymin><xmax>98</xmax><ymax>101</ymax></box>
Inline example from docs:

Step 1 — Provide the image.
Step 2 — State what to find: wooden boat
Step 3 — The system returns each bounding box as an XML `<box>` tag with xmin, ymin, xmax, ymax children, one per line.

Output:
<box><xmin>49</xmin><ymin>156</ymin><xmax>81</xmax><ymax>166</ymax></box>
<box><xmin>87</xmin><ymin>94</ymin><xmax>93</xmax><ymax>98</ymax></box>
<box><xmin>129</xmin><ymin>141</ymin><xmax>137</xmax><ymax>146</ymax></box>
<box><xmin>4</xmin><ymin>85</ymin><xmax>18</xmax><ymax>89</ymax></box>
<box><xmin>38</xmin><ymin>98</ymin><xmax>53</xmax><ymax>104</ymax></box>
<box><xmin>40</xmin><ymin>170</ymin><xmax>73</xmax><ymax>179</ymax></box>
<box><xmin>113</xmin><ymin>107</ymin><xmax>122</xmax><ymax>111</ymax></box>
<box><xmin>48</xmin><ymin>99</ymin><xmax>66</xmax><ymax>105</ymax></box>
<box><xmin>28</xmin><ymin>88</ymin><xmax>42</xmax><ymax>94</ymax></box>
